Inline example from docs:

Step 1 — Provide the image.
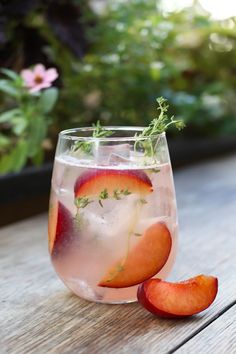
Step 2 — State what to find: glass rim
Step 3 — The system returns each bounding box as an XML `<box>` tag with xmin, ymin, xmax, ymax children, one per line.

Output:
<box><xmin>59</xmin><ymin>126</ymin><xmax>165</xmax><ymax>142</ymax></box>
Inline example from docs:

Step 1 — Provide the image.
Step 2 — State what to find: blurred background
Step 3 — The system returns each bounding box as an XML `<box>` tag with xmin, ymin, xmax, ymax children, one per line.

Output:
<box><xmin>0</xmin><ymin>0</ymin><xmax>236</xmax><ymax>224</ymax></box>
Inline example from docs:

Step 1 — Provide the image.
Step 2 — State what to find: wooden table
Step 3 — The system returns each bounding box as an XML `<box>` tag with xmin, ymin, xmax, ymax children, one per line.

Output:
<box><xmin>1</xmin><ymin>155</ymin><xmax>236</xmax><ymax>354</ymax></box>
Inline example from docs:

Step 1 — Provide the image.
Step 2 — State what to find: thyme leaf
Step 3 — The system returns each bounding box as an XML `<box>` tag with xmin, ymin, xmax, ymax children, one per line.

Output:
<box><xmin>150</xmin><ymin>168</ymin><xmax>160</xmax><ymax>173</ymax></box>
<box><xmin>98</xmin><ymin>188</ymin><xmax>109</xmax><ymax>207</ymax></box>
<box><xmin>122</xmin><ymin>188</ymin><xmax>132</xmax><ymax>196</ymax></box>
<box><xmin>92</xmin><ymin>120</ymin><xmax>114</xmax><ymax>139</ymax></box>
<box><xmin>113</xmin><ymin>189</ymin><xmax>121</xmax><ymax>200</ymax></box>
<box><xmin>75</xmin><ymin>196</ymin><xmax>93</xmax><ymax>208</ymax></box>
<box><xmin>113</xmin><ymin>188</ymin><xmax>131</xmax><ymax>200</ymax></box>
<box><xmin>73</xmin><ymin>120</ymin><xmax>114</xmax><ymax>153</ymax></box>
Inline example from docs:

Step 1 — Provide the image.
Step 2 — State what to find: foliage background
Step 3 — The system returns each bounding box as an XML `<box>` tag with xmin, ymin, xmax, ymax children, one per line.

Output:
<box><xmin>0</xmin><ymin>0</ymin><xmax>236</xmax><ymax>171</ymax></box>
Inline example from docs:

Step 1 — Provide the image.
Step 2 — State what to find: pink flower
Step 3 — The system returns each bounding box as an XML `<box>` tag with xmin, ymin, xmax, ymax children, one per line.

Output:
<box><xmin>21</xmin><ymin>64</ymin><xmax>58</xmax><ymax>93</ymax></box>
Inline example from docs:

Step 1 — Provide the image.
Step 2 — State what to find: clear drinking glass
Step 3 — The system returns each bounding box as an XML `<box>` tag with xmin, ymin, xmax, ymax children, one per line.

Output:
<box><xmin>48</xmin><ymin>127</ymin><xmax>178</xmax><ymax>304</ymax></box>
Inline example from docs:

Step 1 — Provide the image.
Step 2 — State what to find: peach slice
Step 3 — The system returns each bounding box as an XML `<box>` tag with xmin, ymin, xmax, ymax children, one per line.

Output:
<box><xmin>48</xmin><ymin>201</ymin><xmax>73</xmax><ymax>256</ymax></box>
<box><xmin>74</xmin><ymin>169</ymin><xmax>153</xmax><ymax>198</ymax></box>
<box><xmin>137</xmin><ymin>275</ymin><xmax>218</xmax><ymax>318</ymax></box>
<box><xmin>98</xmin><ymin>222</ymin><xmax>172</xmax><ymax>288</ymax></box>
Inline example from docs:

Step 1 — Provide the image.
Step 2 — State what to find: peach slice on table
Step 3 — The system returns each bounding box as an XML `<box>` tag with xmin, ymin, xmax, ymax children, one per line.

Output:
<box><xmin>74</xmin><ymin>169</ymin><xmax>153</xmax><ymax>198</ymax></box>
<box><xmin>137</xmin><ymin>275</ymin><xmax>218</xmax><ymax>318</ymax></box>
<box><xmin>98</xmin><ymin>222</ymin><xmax>172</xmax><ymax>288</ymax></box>
<box><xmin>48</xmin><ymin>201</ymin><xmax>74</xmax><ymax>257</ymax></box>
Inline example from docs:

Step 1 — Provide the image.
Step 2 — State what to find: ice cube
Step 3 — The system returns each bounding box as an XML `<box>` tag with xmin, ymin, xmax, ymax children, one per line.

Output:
<box><xmin>108</xmin><ymin>153</ymin><xmax>131</xmax><ymax>166</ymax></box>
<box><xmin>78</xmin><ymin>194</ymin><xmax>141</xmax><ymax>242</ymax></box>
<box><xmin>93</xmin><ymin>143</ymin><xmax>130</xmax><ymax>165</ymax></box>
<box><xmin>79</xmin><ymin>208</ymin><xmax>109</xmax><ymax>240</ymax></box>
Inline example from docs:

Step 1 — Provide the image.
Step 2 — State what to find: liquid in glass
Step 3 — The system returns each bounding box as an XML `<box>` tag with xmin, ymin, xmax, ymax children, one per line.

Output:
<box><xmin>48</xmin><ymin>128</ymin><xmax>178</xmax><ymax>304</ymax></box>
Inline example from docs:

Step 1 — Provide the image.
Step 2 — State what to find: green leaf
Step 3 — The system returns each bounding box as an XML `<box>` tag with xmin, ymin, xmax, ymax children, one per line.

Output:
<box><xmin>0</xmin><ymin>140</ymin><xmax>28</xmax><ymax>173</ymax></box>
<box><xmin>0</xmin><ymin>80</ymin><xmax>19</xmax><ymax>97</ymax></box>
<box><xmin>27</xmin><ymin>116</ymin><xmax>47</xmax><ymax>157</ymax></box>
<box><xmin>13</xmin><ymin>140</ymin><xmax>28</xmax><ymax>171</ymax></box>
<box><xmin>31</xmin><ymin>149</ymin><xmax>44</xmax><ymax>166</ymax></box>
<box><xmin>11</xmin><ymin>117</ymin><xmax>28</xmax><ymax>135</ymax></box>
<box><xmin>0</xmin><ymin>109</ymin><xmax>21</xmax><ymax>123</ymax></box>
<box><xmin>0</xmin><ymin>134</ymin><xmax>10</xmax><ymax>148</ymax></box>
<box><xmin>38</xmin><ymin>87</ymin><xmax>58</xmax><ymax>114</ymax></box>
<box><xmin>0</xmin><ymin>68</ymin><xmax>20</xmax><ymax>81</ymax></box>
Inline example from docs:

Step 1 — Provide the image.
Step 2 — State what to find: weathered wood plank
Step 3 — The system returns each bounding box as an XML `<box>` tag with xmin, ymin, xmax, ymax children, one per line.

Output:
<box><xmin>1</xmin><ymin>154</ymin><xmax>236</xmax><ymax>353</ymax></box>
<box><xmin>174</xmin><ymin>305</ymin><xmax>236</xmax><ymax>354</ymax></box>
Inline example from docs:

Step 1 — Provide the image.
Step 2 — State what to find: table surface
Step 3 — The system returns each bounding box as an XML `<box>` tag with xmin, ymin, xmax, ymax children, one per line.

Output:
<box><xmin>1</xmin><ymin>155</ymin><xmax>236</xmax><ymax>354</ymax></box>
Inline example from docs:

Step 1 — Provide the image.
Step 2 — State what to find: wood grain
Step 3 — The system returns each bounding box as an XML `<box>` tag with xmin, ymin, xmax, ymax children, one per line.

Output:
<box><xmin>175</xmin><ymin>305</ymin><xmax>236</xmax><ymax>354</ymax></box>
<box><xmin>1</xmin><ymin>154</ymin><xmax>236</xmax><ymax>353</ymax></box>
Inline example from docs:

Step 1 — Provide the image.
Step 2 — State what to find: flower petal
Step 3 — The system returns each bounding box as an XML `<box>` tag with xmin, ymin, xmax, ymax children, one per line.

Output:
<box><xmin>34</xmin><ymin>64</ymin><xmax>46</xmax><ymax>77</ymax></box>
<box><xmin>45</xmin><ymin>68</ymin><xmax>58</xmax><ymax>83</ymax></box>
<box><xmin>29</xmin><ymin>82</ymin><xmax>51</xmax><ymax>93</ymax></box>
<box><xmin>21</xmin><ymin>69</ymin><xmax>35</xmax><ymax>85</ymax></box>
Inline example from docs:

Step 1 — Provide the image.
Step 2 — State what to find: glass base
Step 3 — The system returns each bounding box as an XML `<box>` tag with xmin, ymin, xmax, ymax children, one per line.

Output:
<box><xmin>80</xmin><ymin>296</ymin><xmax>138</xmax><ymax>305</ymax></box>
<box><xmin>60</xmin><ymin>275</ymin><xmax>139</xmax><ymax>304</ymax></box>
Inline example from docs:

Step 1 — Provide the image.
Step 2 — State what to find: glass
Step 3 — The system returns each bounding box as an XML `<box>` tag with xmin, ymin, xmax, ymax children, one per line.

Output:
<box><xmin>48</xmin><ymin>127</ymin><xmax>178</xmax><ymax>304</ymax></box>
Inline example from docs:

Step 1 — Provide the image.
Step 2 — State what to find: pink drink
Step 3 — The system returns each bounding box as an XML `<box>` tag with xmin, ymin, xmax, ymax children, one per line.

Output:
<box><xmin>48</xmin><ymin>128</ymin><xmax>178</xmax><ymax>303</ymax></box>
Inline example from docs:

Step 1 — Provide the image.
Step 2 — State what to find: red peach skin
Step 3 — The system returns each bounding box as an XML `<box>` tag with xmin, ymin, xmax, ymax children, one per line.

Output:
<box><xmin>48</xmin><ymin>201</ymin><xmax>73</xmax><ymax>256</ymax></box>
<box><xmin>137</xmin><ymin>275</ymin><xmax>218</xmax><ymax>318</ymax></box>
<box><xmin>98</xmin><ymin>222</ymin><xmax>172</xmax><ymax>288</ymax></box>
<box><xmin>74</xmin><ymin>169</ymin><xmax>153</xmax><ymax>198</ymax></box>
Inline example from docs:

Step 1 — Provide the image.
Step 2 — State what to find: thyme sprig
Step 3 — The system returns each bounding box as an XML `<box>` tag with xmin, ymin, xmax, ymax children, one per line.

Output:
<box><xmin>98</xmin><ymin>188</ymin><xmax>132</xmax><ymax>207</ymax></box>
<box><xmin>134</xmin><ymin>97</ymin><xmax>185</xmax><ymax>157</ymax></box>
<box><xmin>139</xmin><ymin>97</ymin><xmax>184</xmax><ymax>137</ymax></box>
<box><xmin>73</xmin><ymin>120</ymin><xmax>114</xmax><ymax>154</ymax></box>
<box><xmin>98</xmin><ymin>188</ymin><xmax>109</xmax><ymax>207</ymax></box>
<box><xmin>74</xmin><ymin>196</ymin><xmax>93</xmax><ymax>209</ymax></box>
<box><xmin>113</xmin><ymin>188</ymin><xmax>131</xmax><ymax>200</ymax></box>
<box><xmin>72</xmin><ymin>98</ymin><xmax>184</xmax><ymax>158</ymax></box>
<box><xmin>74</xmin><ymin>188</ymin><xmax>132</xmax><ymax>210</ymax></box>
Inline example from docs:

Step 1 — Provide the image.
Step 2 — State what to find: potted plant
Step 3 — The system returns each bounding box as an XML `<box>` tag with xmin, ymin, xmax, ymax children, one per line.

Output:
<box><xmin>0</xmin><ymin>65</ymin><xmax>58</xmax><ymax>225</ymax></box>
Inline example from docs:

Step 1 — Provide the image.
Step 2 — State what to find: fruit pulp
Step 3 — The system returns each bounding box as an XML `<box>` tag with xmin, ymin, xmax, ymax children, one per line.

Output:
<box><xmin>49</xmin><ymin>155</ymin><xmax>178</xmax><ymax>303</ymax></box>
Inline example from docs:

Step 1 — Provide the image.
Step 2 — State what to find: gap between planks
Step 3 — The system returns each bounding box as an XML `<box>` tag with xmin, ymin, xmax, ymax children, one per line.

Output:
<box><xmin>168</xmin><ymin>301</ymin><xmax>236</xmax><ymax>354</ymax></box>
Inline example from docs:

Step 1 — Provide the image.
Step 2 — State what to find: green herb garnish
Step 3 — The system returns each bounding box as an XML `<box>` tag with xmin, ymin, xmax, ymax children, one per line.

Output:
<box><xmin>75</xmin><ymin>196</ymin><xmax>93</xmax><ymax>208</ymax></box>
<box><xmin>150</xmin><ymin>168</ymin><xmax>160</xmax><ymax>173</ymax></box>
<box><xmin>99</xmin><ymin>188</ymin><xmax>131</xmax><ymax>205</ymax></box>
<box><xmin>113</xmin><ymin>188</ymin><xmax>131</xmax><ymax>200</ymax></box>
<box><xmin>134</xmin><ymin>97</ymin><xmax>184</xmax><ymax>157</ymax></box>
<box><xmin>99</xmin><ymin>188</ymin><xmax>109</xmax><ymax>207</ymax></box>
<box><xmin>92</xmin><ymin>120</ymin><xmax>114</xmax><ymax>138</ymax></box>
<box><xmin>73</xmin><ymin>120</ymin><xmax>114</xmax><ymax>153</ymax></box>
<box><xmin>122</xmin><ymin>188</ymin><xmax>132</xmax><ymax>196</ymax></box>
<box><xmin>136</xmin><ymin>97</ymin><xmax>184</xmax><ymax>139</ymax></box>
<box><xmin>74</xmin><ymin>187</ymin><xmax>131</xmax><ymax>210</ymax></box>
<box><xmin>73</xmin><ymin>98</ymin><xmax>184</xmax><ymax>159</ymax></box>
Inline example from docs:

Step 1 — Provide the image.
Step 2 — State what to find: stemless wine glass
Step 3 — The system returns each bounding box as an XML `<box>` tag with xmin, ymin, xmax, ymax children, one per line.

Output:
<box><xmin>48</xmin><ymin>127</ymin><xmax>178</xmax><ymax>304</ymax></box>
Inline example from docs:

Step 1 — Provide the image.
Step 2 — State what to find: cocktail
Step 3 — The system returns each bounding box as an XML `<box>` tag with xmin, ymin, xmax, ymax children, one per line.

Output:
<box><xmin>48</xmin><ymin>99</ymin><xmax>180</xmax><ymax>304</ymax></box>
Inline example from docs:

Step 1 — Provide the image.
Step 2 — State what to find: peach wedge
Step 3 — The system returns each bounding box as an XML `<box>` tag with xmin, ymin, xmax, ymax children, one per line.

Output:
<box><xmin>74</xmin><ymin>169</ymin><xmax>153</xmax><ymax>198</ymax></box>
<box><xmin>48</xmin><ymin>201</ymin><xmax>74</xmax><ymax>256</ymax></box>
<box><xmin>98</xmin><ymin>222</ymin><xmax>172</xmax><ymax>288</ymax></box>
<box><xmin>137</xmin><ymin>275</ymin><xmax>218</xmax><ymax>318</ymax></box>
